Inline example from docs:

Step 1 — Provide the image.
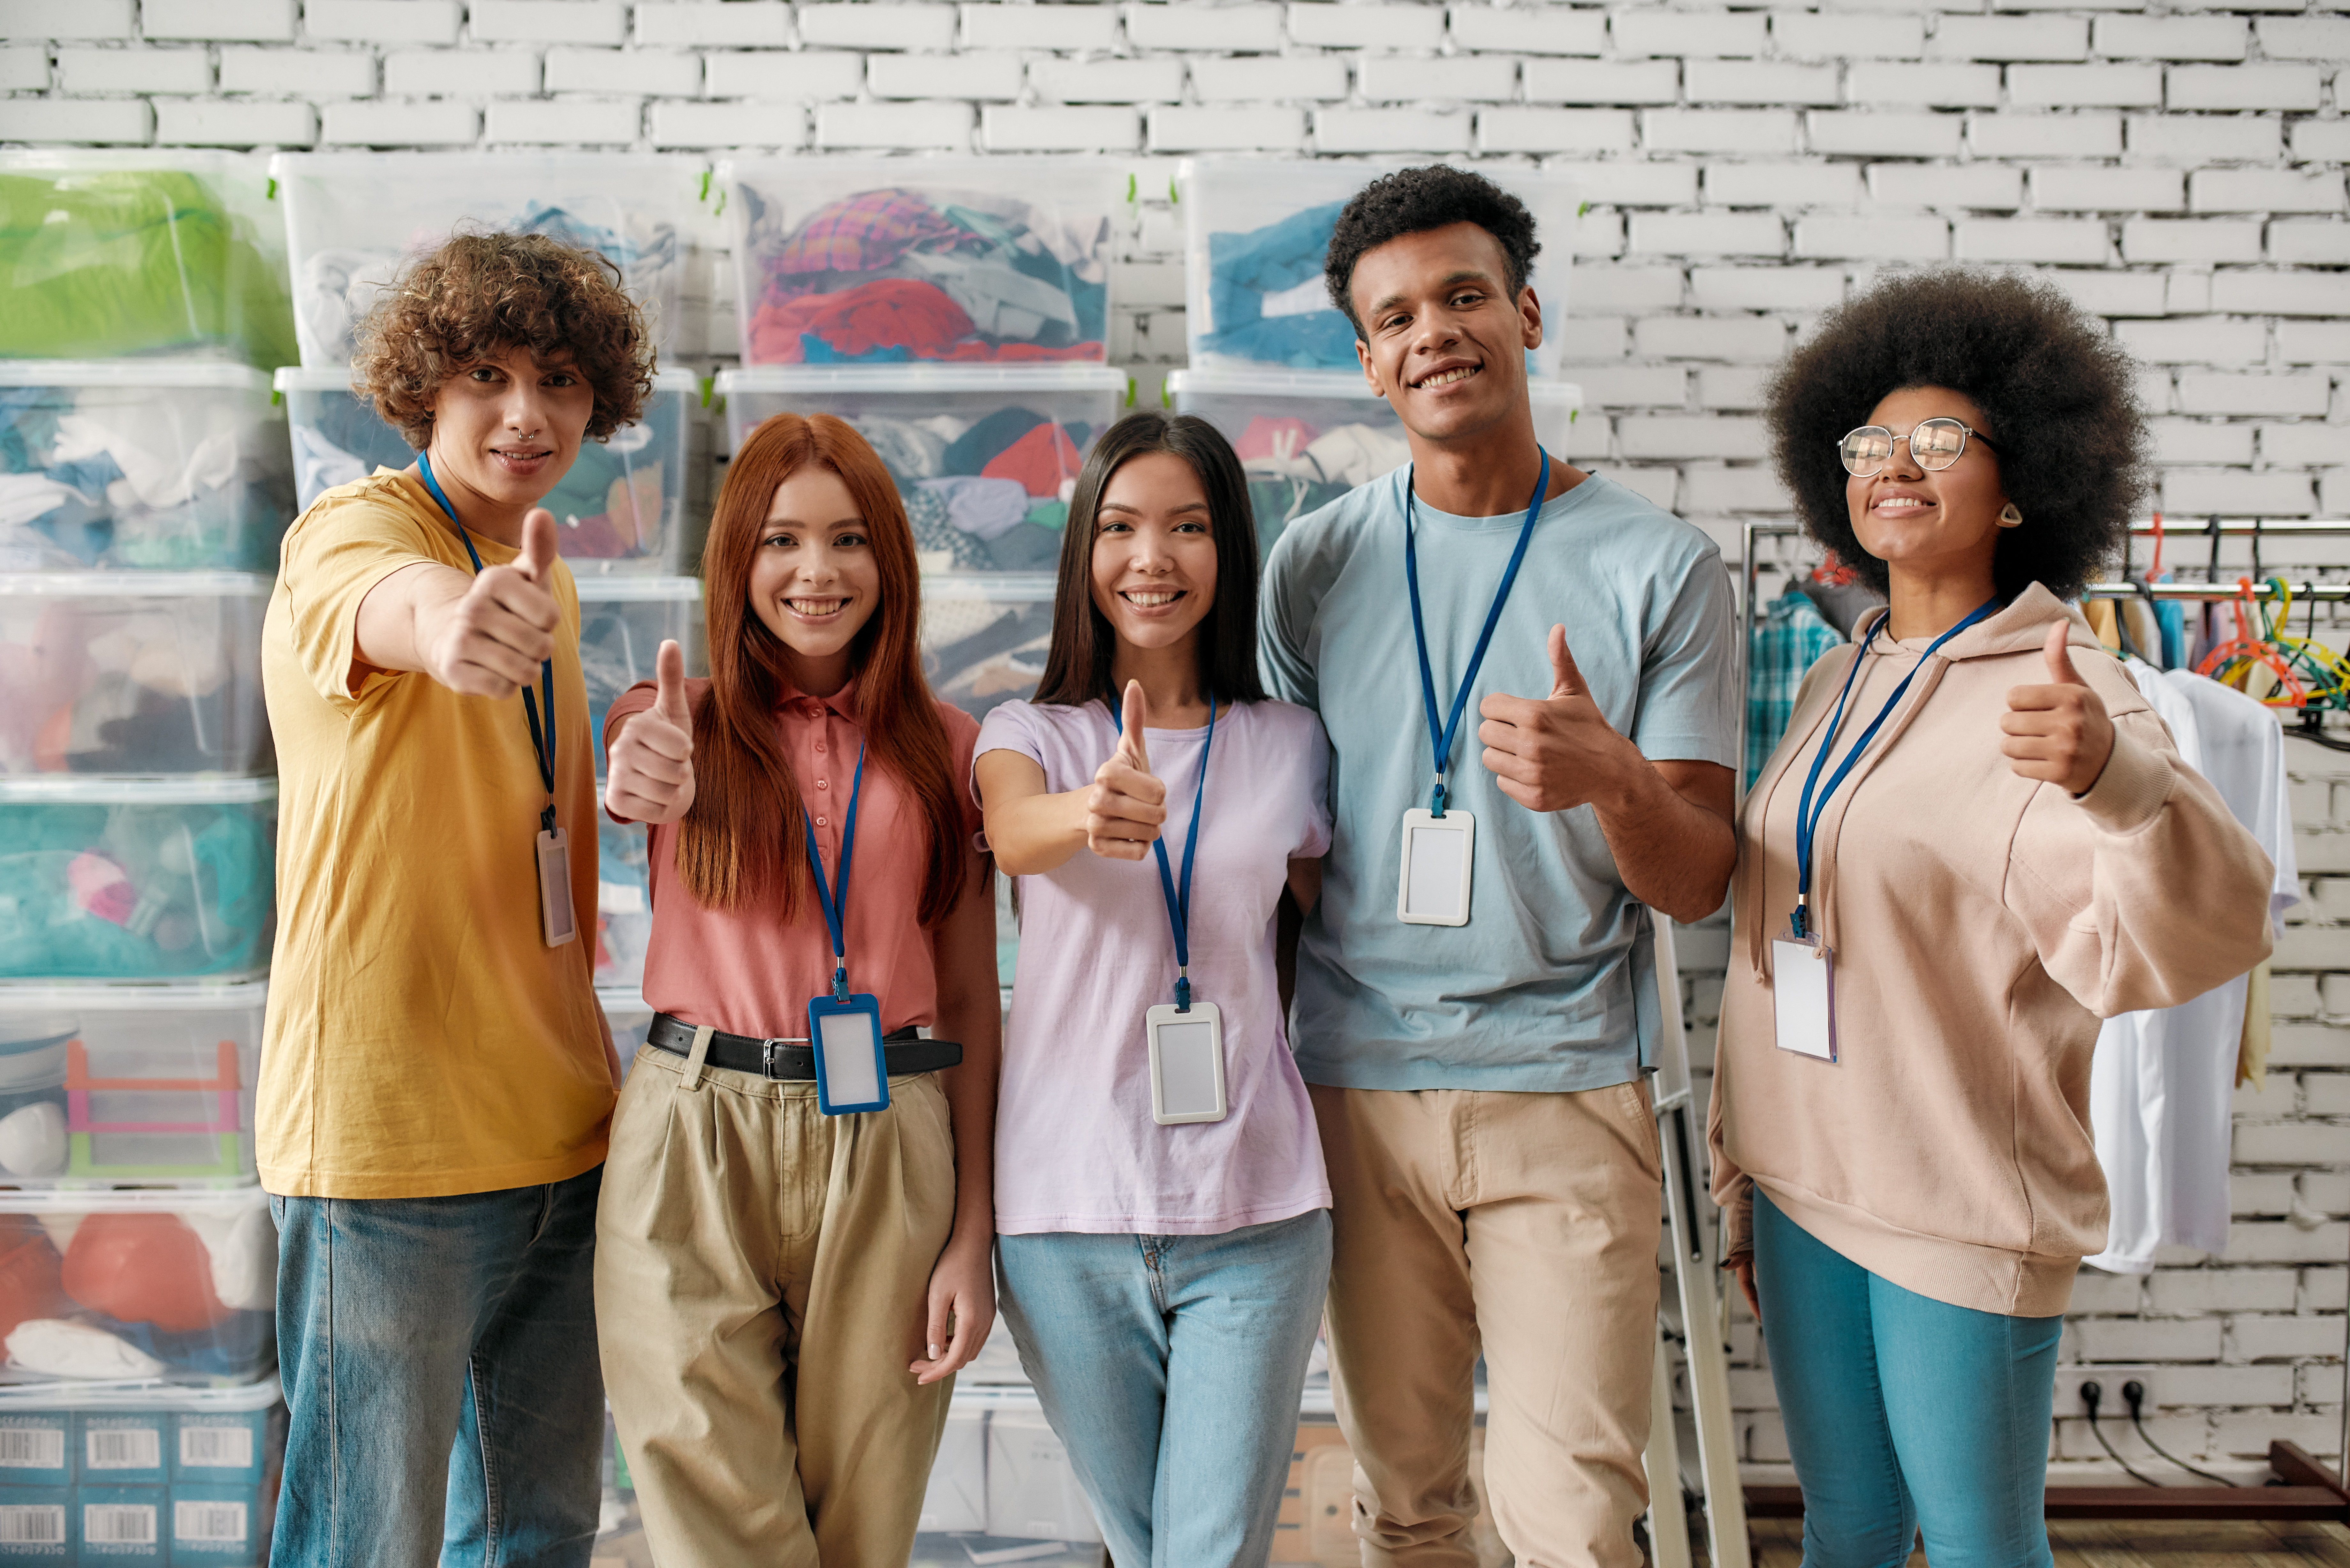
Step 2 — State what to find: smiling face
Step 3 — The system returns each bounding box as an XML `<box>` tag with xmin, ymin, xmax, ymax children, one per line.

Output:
<box><xmin>1846</xmin><ymin>385</ymin><xmax>2010</xmax><ymax>589</ymax></box>
<box><xmin>421</xmin><ymin>343</ymin><xmax>595</xmax><ymax>510</ymax></box>
<box><xmin>1088</xmin><ymin>449</ymin><xmax>1219</xmax><ymax>661</ymax></box>
<box><xmin>1346</xmin><ymin>221</ymin><xmax>1542</xmax><ymax>445</ymax></box>
<box><xmin>747</xmin><ymin>463</ymin><xmax>883</xmax><ymax>684</ymax></box>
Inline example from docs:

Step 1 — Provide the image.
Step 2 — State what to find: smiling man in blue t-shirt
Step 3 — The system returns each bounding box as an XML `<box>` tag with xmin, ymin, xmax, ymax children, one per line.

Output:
<box><xmin>1259</xmin><ymin>166</ymin><xmax>1739</xmax><ymax>1565</ymax></box>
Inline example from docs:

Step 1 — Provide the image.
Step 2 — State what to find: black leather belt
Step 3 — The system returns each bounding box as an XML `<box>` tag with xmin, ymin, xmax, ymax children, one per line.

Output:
<box><xmin>648</xmin><ymin>1013</ymin><xmax>961</xmax><ymax>1081</ymax></box>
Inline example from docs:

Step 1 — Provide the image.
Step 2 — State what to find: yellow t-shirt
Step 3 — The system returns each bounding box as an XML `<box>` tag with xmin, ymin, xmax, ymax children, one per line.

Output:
<box><xmin>258</xmin><ymin>469</ymin><xmax>616</xmax><ymax>1198</ymax></box>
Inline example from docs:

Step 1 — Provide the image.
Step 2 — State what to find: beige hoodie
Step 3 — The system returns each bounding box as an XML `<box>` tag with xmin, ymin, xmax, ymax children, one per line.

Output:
<box><xmin>1708</xmin><ymin>585</ymin><xmax>2275</xmax><ymax>1318</ymax></box>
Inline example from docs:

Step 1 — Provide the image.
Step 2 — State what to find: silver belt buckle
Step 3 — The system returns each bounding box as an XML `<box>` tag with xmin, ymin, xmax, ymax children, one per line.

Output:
<box><xmin>759</xmin><ymin>1037</ymin><xmax>802</xmax><ymax>1080</ymax></box>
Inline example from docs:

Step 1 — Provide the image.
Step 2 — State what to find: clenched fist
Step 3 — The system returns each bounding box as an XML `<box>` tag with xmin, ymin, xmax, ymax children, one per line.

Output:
<box><xmin>2002</xmin><ymin>622</ymin><xmax>2116</xmax><ymax>796</ymax></box>
<box><xmin>422</xmin><ymin>507</ymin><xmax>563</xmax><ymax>699</ymax></box>
<box><xmin>605</xmin><ymin>640</ymin><xmax>697</xmax><ymax>824</ymax></box>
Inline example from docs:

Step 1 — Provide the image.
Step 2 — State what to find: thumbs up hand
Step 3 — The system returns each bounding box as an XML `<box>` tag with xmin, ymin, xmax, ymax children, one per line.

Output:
<box><xmin>1477</xmin><ymin>624</ymin><xmax>1638</xmax><ymax>813</ymax></box>
<box><xmin>605</xmin><ymin>639</ymin><xmax>698</xmax><ymax>825</ymax></box>
<box><xmin>2002</xmin><ymin>621</ymin><xmax>2116</xmax><ymax>795</ymax></box>
<box><xmin>1084</xmin><ymin>680</ymin><xmax>1168</xmax><ymax>861</ymax></box>
<box><xmin>421</xmin><ymin>508</ymin><xmax>564</xmax><ymax>699</ymax></box>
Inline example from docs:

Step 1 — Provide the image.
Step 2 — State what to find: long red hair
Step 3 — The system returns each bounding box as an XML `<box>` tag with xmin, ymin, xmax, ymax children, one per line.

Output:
<box><xmin>675</xmin><ymin>412</ymin><xmax>967</xmax><ymax>925</ymax></box>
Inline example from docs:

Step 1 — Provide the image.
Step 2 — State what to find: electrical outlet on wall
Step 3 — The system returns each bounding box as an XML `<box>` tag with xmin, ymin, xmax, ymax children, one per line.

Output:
<box><xmin>2050</xmin><ymin>1366</ymin><xmax>2165</xmax><ymax>1413</ymax></box>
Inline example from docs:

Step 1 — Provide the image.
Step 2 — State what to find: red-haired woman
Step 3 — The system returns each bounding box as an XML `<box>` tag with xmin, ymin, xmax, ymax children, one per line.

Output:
<box><xmin>593</xmin><ymin>413</ymin><xmax>999</xmax><ymax>1565</ymax></box>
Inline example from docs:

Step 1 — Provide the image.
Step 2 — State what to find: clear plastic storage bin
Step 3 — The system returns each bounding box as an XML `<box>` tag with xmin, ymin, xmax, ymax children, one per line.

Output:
<box><xmin>0</xmin><ymin>984</ymin><xmax>264</xmax><ymax>1189</ymax></box>
<box><xmin>271</xmin><ymin>153</ymin><xmax>709</xmax><ymax>369</ymax></box>
<box><xmin>272</xmin><ymin>368</ymin><xmax>705</xmax><ymax>576</ymax></box>
<box><xmin>594</xmin><ymin>819</ymin><xmax>651</xmax><ymax>991</ymax></box>
<box><xmin>0</xmin><ymin>779</ymin><xmax>276</xmax><ymax>984</ymax></box>
<box><xmin>920</xmin><ymin>573</ymin><xmax>1054</xmax><ymax>724</ymax></box>
<box><xmin>0</xmin><ymin>574</ymin><xmax>271</xmax><ymax>779</ymax></box>
<box><xmin>0</xmin><ymin>1187</ymin><xmax>274</xmax><ymax>1389</ymax></box>
<box><xmin>598</xmin><ymin>987</ymin><xmax>652</xmax><ymax>1084</ymax></box>
<box><xmin>716</xmin><ymin>367</ymin><xmax>1124</xmax><ymax>573</ymax></box>
<box><xmin>0</xmin><ymin>1376</ymin><xmax>283</xmax><ymax>1563</ymax></box>
<box><xmin>1177</xmin><ymin>158</ymin><xmax>1579</xmax><ymax>379</ymax></box>
<box><xmin>0</xmin><ymin>364</ymin><xmax>293</xmax><ymax>574</ymax></box>
<box><xmin>1165</xmin><ymin>370</ymin><xmax>1581</xmax><ymax>555</ymax></box>
<box><xmin>721</xmin><ymin>159</ymin><xmax>1124</xmax><ymax>368</ymax></box>
<box><xmin>579</xmin><ymin>577</ymin><xmax>704</xmax><ymax>763</ymax></box>
<box><xmin>0</xmin><ymin>151</ymin><xmax>296</xmax><ymax>371</ymax></box>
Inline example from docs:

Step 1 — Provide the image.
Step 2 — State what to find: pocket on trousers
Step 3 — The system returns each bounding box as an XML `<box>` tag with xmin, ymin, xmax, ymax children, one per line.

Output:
<box><xmin>1618</xmin><ymin>1080</ymin><xmax>1664</xmax><ymax>1178</ymax></box>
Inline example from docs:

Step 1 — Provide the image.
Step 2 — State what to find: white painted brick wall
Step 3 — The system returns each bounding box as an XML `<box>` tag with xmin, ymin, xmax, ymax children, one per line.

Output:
<box><xmin>5</xmin><ymin>0</ymin><xmax>2345</xmax><ymax>1474</ymax></box>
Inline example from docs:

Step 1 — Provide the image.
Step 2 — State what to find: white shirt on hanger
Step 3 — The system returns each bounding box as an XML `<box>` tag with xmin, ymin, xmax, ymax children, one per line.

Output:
<box><xmin>2086</xmin><ymin>663</ymin><xmax>2296</xmax><ymax>1273</ymax></box>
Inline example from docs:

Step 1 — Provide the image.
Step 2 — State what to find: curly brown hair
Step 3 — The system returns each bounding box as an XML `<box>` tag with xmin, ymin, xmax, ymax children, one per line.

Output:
<box><xmin>352</xmin><ymin>230</ymin><xmax>655</xmax><ymax>449</ymax></box>
<box><xmin>1766</xmin><ymin>269</ymin><xmax>2148</xmax><ymax>603</ymax></box>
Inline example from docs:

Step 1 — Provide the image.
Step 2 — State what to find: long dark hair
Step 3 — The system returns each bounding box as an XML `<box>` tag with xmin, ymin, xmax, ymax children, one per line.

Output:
<box><xmin>1031</xmin><ymin>409</ymin><xmax>1268</xmax><ymax>709</ymax></box>
<box><xmin>676</xmin><ymin>412</ymin><xmax>967</xmax><ymax>925</ymax></box>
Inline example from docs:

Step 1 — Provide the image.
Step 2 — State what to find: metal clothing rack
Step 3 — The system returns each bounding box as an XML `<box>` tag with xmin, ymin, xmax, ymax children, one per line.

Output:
<box><xmin>1727</xmin><ymin>517</ymin><xmax>2350</xmax><ymax>1523</ymax></box>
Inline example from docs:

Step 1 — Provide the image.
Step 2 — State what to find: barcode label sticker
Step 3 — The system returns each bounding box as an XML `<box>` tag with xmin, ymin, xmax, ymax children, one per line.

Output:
<box><xmin>0</xmin><ymin>1504</ymin><xmax>64</xmax><ymax>1543</ymax></box>
<box><xmin>178</xmin><ymin>1426</ymin><xmax>254</xmax><ymax>1469</ymax></box>
<box><xmin>173</xmin><ymin>1500</ymin><xmax>247</xmax><ymax>1545</ymax></box>
<box><xmin>0</xmin><ymin>1427</ymin><xmax>62</xmax><ymax>1469</ymax></box>
<box><xmin>84</xmin><ymin>1502</ymin><xmax>158</xmax><ymax>1543</ymax></box>
<box><xmin>87</xmin><ymin>1428</ymin><xmax>161</xmax><ymax>1470</ymax></box>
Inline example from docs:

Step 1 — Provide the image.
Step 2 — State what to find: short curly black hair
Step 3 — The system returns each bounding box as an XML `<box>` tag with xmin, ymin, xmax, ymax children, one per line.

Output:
<box><xmin>1767</xmin><ymin>269</ymin><xmax>2147</xmax><ymax>604</ymax></box>
<box><xmin>353</xmin><ymin>230</ymin><xmax>654</xmax><ymax>449</ymax></box>
<box><xmin>1324</xmin><ymin>165</ymin><xmax>1540</xmax><ymax>336</ymax></box>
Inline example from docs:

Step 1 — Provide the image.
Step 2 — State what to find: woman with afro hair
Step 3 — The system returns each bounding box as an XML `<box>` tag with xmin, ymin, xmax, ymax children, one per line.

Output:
<box><xmin>1707</xmin><ymin>270</ymin><xmax>2274</xmax><ymax>1564</ymax></box>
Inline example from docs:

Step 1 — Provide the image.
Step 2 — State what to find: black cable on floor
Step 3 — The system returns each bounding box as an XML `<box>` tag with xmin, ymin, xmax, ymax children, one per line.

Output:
<box><xmin>2124</xmin><ymin>1380</ymin><xmax>2240</xmax><ymax>1488</ymax></box>
<box><xmin>2081</xmin><ymin>1381</ymin><xmax>2169</xmax><ymax>1490</ymax></box>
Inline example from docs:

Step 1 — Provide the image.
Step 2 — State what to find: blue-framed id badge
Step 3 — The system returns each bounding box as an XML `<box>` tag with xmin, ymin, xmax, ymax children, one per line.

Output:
<box><xmin>1771</xmin><ymin>925</ymin><xmax>1837</xmax><ymax>1063</ymax></box>
<box><xmin>809</xmin><ymin>991</ymin><xmax>890</xmax><ymax>1114</ymax></box>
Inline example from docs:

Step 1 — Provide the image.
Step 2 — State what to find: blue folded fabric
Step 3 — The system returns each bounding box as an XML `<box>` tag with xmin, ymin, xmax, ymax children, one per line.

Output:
<box><xmin>1203</xmin><ymin>200</ymin><xmax>1356</xmax><ymax>370</ymax></box>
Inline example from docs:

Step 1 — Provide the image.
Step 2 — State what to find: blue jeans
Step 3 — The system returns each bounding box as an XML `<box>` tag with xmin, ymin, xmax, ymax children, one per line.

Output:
<box><xmin>997</xmin><ymin>1210</ymin><xmax>1333</xmax><ymax>1568</ymax></box>
<box><xmin>269</xmin><ymin>1168</ymin><xmax>606</xmax><ymax>1568</ymax></box>
<box><xmin>1754</xmin><ymin>1190</ymin><xmax>2061</xmax><ymax>1568</ymax></box>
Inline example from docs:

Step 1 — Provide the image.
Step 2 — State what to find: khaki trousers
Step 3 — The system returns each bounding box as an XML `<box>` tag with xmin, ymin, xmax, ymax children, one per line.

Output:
<box><xmin>595</xmin><ymin>1039</ymin><xmax>959</xmax><ymax>1568</ymax></box>
<box><xmin>1311</xmin><ymin>1080</ymin><xmax>1663</xmax><ymax>1568</ymax></box>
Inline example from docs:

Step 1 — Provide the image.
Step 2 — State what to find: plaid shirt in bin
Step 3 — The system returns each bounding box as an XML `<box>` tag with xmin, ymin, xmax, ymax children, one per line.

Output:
<box><xmin>1747</xmin><ymin>588</ymin><xmax>1844</xmax><ymax>786</ymax></box>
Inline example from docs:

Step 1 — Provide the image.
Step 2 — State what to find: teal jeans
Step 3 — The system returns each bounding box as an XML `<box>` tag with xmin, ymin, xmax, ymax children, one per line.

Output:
<box><xmin>1754</xmin><ymin>1189</ymin><xmax>2060</xmax><ymax>1568</ymax></box>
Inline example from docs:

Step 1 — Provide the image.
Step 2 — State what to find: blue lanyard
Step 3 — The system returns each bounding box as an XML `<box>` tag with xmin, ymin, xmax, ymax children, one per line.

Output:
<box><xmin>802</xmin><ymin>744</ymin><xmax>868</xmax><ymax>1001</ymax></box>
<box><xmin>1404</xmin><ymin>449</ymin><xmax>1549</xmax><ymax>817</ymax></box>
<box><xmin>1791</xmin><ymin>599</ymin><xmax>1998</xmax><ymax>937</ymax></box>
<box><xmin>415</xmin><ymin>451</ymin><xmax>558</xmax><ymax>831</ymax></box>
<box><xmin>1147</xmin><ymin>693</ymin><xmax>1217</xmax><ymax>1013</ymax></box>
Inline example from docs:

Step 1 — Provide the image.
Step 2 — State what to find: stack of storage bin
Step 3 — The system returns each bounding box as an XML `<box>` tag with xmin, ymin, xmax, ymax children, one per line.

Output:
<box><xmin>267</xmin><ymin>152</ymin><xmax>717</xmax><ymax>1021</ymax></box>
<box><xmin>1168</xmin><ymin>158</ymin><xmax>1582</xmax><ymax>557</ymax></box>
<box><xmin>0</xmin><ymin>148</ymin><xmax>295</xmax><ymax>1565</ymax></box>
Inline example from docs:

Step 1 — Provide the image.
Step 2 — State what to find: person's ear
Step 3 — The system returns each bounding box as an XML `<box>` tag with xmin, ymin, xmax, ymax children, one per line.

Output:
<box><xmin>1356</xmin><ymin>335</ymin><xmax>1383</xmax><ymax>399</ymax></box>
<box><xmin>1519</xmin><ymin>285</ymin><xmax>1543</xmax><ymax>351</ymax></box>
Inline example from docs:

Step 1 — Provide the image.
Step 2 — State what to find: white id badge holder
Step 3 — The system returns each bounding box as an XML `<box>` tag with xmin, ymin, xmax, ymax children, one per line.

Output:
<box><xmin>809</xmin><ymin>993</ymin><xmax>890</xmax><ymax>1114</ymax></box>
<box><xmin>1146</xmin><ymin>1002</ymin><xmax>1227</xmax><ymax>1125</ymax></box>
<box><xmin>1396</xmin><ymin>808</ymin><xmax>1474</xmax><ymax>926</ymax></box>
<box><xmin>1770</xmin><ymin>924</ymin><xmax>1838</xmax><ymax>1062</ymax></box>
<box><xmin>535</xmin><ymin>828</ymin><xmax>576</xmax><ymax>948</ymax></box>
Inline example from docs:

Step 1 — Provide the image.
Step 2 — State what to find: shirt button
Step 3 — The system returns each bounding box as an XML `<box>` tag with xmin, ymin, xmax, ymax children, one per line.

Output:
<box><xmin>816</xmin><ymin>815</ymin><xmax>829</xmax><ymax>827</ymax></box>
<box><xmin>816</xmin><ymin>779</ymin><xmax>829</xmax><ymax>790</ymax></box>
<box><xmin>815</xmin><ymin>742</ymin><xmax>826</xmax><ymax>754</ymax></box>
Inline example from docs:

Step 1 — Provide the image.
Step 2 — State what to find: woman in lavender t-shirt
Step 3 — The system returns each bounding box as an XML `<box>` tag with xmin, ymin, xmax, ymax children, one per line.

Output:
<box><xmin>974</xmin><ymin>409</ymin><xmax>1332</xmax><ymax>1567</ymax></box>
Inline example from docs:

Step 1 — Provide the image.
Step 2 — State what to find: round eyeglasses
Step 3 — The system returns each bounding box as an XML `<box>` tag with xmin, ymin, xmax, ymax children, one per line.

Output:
<box><xmin>1839</xmin><ymin>418</ymin><xmax>1999</xmax><ymax>477</ymax></box>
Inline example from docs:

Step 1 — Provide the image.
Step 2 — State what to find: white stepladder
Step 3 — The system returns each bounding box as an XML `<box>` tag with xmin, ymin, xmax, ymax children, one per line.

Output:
<box><xmin>1641</xmin><ymin>914</ymin><xmax>1751</xmax><ymax>1568</ymax></box>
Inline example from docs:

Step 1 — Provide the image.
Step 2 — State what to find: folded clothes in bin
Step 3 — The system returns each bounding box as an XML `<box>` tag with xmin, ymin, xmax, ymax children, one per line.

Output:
<box><xmin>817</xmin><ymin>408</ymin><xmax>1090</xmax><ymax>575</ymax></box>
<box><xmin>745</xmin><ymin>188</ymin><xmax>1107</xmax><ymax>366</ymax></box>
<box><xmin>1231</xmin><ymin>413</ymin><xmax>1408</xmax><ymax>553</ymax></box>
<box><xmin>1203</xmin><ymin>202</ymin><xmax>1357</xmax><ymax>372</ymax></box>
<box><xmin>0</xmin><ymin>1201</ymin><xmax>275</xmax><ymax>1385</ymax></box>
<box><xmin>0</xmin><ymin>168</ymin><xmax>295</xmax><ymax>369</ymax></box>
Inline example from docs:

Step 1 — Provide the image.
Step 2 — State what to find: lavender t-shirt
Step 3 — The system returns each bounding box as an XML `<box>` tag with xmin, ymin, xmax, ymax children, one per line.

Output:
<box><xmin>978</xmin><ymin>696</ymin><xmax>1334</xmax><ymax>1235</ymax></box>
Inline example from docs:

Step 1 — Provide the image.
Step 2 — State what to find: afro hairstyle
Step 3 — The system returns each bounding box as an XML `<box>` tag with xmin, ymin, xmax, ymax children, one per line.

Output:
<box><xmin>1766</xmin><ymin>268</ymin><xmax>2148</xmax><ymax>604</ymax></box>
<box><xmin>353</xmin><ymin>230</ymin><xmax>654</xmax><ymax>450</ymax></box>
<box><xmin>1323</xmin><ymin>165</ymin><xmax>1540</xmax><ymax>335</ymax></box>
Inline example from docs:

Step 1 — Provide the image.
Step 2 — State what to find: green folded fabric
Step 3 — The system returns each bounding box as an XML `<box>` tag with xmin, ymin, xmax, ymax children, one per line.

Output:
<box><xmin>0</xmin><ymin>170</ymin><xmax>297</xmax><ymax>367</ymax></box>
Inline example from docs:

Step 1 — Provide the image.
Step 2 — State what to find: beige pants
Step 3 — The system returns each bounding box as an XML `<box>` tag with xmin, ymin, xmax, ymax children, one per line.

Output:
<box><xmin>1311</xmin><ymin>1080</ymin><xmax>1664</xmax><ymax>1568</ymax></box>
<box><xmin>595</xmin><ymin>1039</ymin><xmax>959</xmax><ymax>1568</ymax></box>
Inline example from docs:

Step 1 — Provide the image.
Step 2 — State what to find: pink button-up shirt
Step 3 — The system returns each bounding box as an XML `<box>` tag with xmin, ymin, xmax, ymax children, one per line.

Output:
<box><xmin>606</xmin><ymin>675</ymin><xmax>982</xmax><ymax>1039</ymax></box>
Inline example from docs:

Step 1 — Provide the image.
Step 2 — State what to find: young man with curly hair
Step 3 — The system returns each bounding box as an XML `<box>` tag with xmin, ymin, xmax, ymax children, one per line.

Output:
<box><xmin>260</xmin><ymin>232</ymin><xmax>653</xmax><ymax>1567</ymax></box>
<box><xmin>1257</xmin><ymin>166</ymin><xmax>1739</xmax><ymax>1564</ymax></box>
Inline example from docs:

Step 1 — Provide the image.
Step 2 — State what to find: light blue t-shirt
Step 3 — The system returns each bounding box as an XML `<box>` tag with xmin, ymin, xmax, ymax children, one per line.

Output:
<box><xmin>1258</xmin><ymin>467</ymin><xmax>1738</xmax><ymax>1093</ymax></box>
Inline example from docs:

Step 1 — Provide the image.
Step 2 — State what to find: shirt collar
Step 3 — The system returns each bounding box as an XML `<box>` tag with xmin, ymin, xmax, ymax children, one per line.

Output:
<box><xmin>777</xmin><ymin>673</ymin><xmax>861</xmax><ymax>723</ymax></box>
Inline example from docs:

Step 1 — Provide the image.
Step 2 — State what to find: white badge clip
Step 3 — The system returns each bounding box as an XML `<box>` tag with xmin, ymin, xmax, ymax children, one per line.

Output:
<box><xmin>535</xmin><ymin>827</ymin><xmax>577</xmax><ymax>949</ymax></box>
<box><xmin>1146</xmin><ymin>1001</ymin><xmax>1226</xmax><ymax>1125</ymax></box>
<box><xmin>1397</xmin><ymin>808</ymin><xmax>1474</xmax><ymax>926</ymax></box>
<box><xmin>1770</xmin><ymin>916</ymin><xmax>1836</xmax><ymax>1063</ymax></box>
